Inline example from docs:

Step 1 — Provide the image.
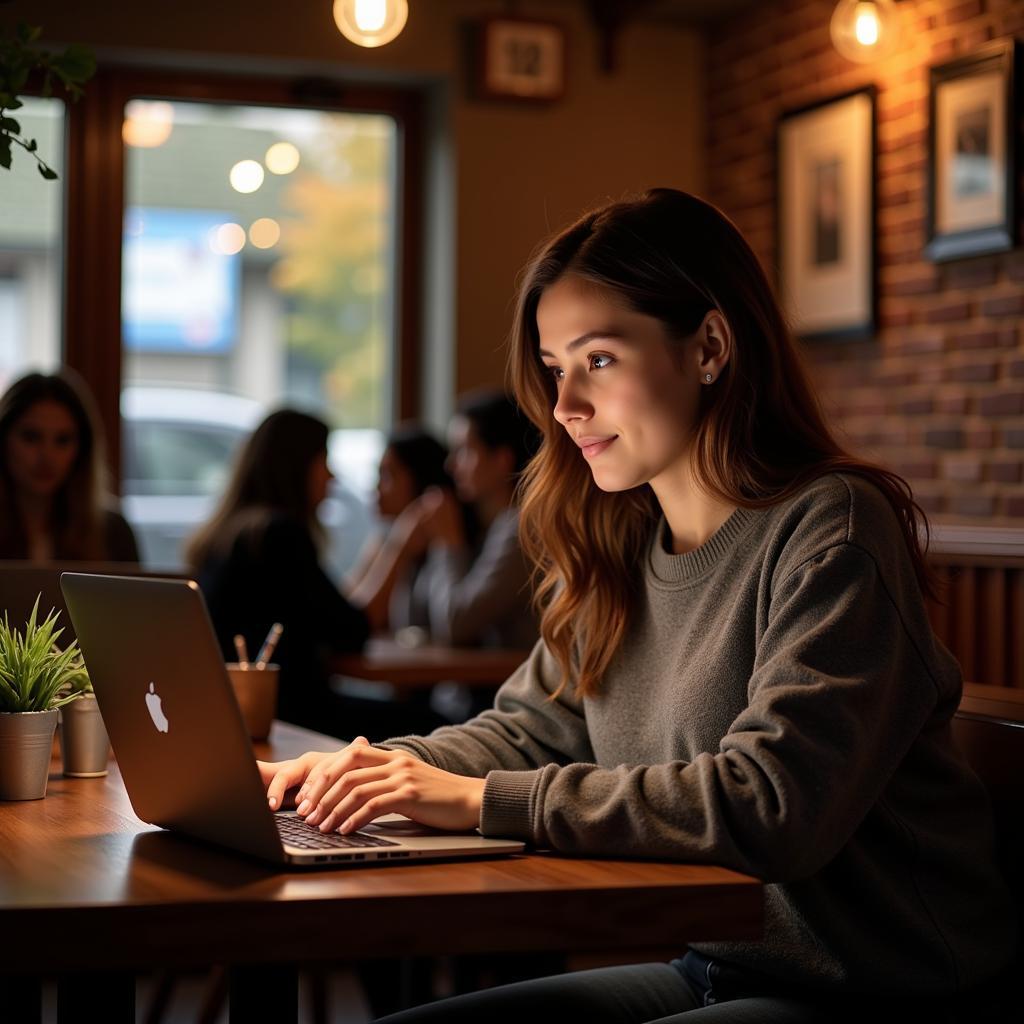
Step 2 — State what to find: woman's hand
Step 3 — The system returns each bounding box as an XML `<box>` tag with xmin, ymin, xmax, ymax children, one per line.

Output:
<box><xmin>385</xmin><ymin>500</ymin><xmax>431</xmax><ymax>560</ymax></box>
<box><xmin>285</xmin><ymin>739</ymin><xmax>486</xmax><ymax>835</ymax></box>
<box><xmin>418</xmin><ymin>487</ymin><xmax>466</xmax><ymax>549</ymax></box>
<box><xmin>259</xmin><ymin>747</ymin><xmax>342</xmax><ymax>810</ymax></box>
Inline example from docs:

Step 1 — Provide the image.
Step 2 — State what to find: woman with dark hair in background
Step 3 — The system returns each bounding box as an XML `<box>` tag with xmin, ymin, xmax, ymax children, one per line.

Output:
<box><xmin>0</xmin><ymin>370</ymin><xmax>138</xmax><ymax>562</ymax></box>
<box><xmin>347</xmin><ymin>424</ymin><xmax>473</xmax><ymax>633</ymax></box>
<box><xmin>351</xmin><ymin>394</ymin><xmax>538</xmax><ymax>650</ymax></box>
<box><xmin>186</xmin><ymin>408</ymin><xmax>369</xmax><ymax>733</ymax></box>
<box><xmin>422</xmin><ymin>389</ymin><xmax>538</xmax><ymax>649</ymax></box>
<box><xmin>263</xmin><ymin>189</ymin><xmax>1012</xmax><ymax>1022</ymax></box>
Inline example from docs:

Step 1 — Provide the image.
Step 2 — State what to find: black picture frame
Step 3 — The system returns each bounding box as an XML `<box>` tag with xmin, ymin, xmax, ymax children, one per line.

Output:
<box><xmin>476</xmin><ymin>16</ymin><xmax>567</xmax><ymax>103</ymax></box>
<box><xmin>925</xmin><ymin>39</ymin><xmax>1020</xmax><ymax>262</ymax></box>
<box><xmin>776</xmin><ymin>86</ymin><xmax>877</xmax><ymax>341</ymax></box>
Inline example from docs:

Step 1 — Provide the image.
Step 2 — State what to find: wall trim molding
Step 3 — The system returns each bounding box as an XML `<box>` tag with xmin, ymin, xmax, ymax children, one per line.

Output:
<box><xmin>928</xmin><ymin>523</ymin><xmax>1024</xmax><ymax>561</ymax></box>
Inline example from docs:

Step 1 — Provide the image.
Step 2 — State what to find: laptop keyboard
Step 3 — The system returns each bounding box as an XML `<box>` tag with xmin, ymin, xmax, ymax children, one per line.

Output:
<box><xmin>276</xmin><ymin>814</ymin><xmax>400</xmax><ymax>850</ymax></box>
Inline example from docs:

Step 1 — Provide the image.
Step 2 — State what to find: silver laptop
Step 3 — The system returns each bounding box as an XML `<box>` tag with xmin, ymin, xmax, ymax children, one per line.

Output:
<box><xmin>60</xmin><ymin>572</ymin><xmax>525</xmax><ymax>867</ymax></box>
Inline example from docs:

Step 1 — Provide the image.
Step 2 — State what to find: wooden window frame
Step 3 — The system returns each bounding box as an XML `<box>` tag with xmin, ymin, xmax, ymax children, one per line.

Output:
<box><xmin>63</xmin><ymin>67</ymin><xmax>423</xmax><ymax>484</ymax></box>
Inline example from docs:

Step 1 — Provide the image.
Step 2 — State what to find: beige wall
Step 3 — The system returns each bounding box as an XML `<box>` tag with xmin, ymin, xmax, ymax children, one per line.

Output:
<box><xmin>4</xmin><ymin>0</ymin><xmax>704</xmax><ymax>408</ymax></box>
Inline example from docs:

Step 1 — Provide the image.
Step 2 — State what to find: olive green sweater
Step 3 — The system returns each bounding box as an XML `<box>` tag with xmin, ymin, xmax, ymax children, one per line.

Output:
<box><xmin>382</xmin><ymin>474</ymin><xmax>1015</xmax><ymax>995</ymax></box>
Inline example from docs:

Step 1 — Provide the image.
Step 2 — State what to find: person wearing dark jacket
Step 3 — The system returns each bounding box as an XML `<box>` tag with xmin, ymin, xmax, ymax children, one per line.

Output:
<box><xmin>186</xmin><ymin>409</ymin><xmax>369</xmax><ymax>734</ymax></box>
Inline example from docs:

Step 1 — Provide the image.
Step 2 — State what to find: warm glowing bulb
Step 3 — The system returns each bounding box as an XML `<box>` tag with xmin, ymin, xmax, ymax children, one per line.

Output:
<box><xmin>356</xmin><ymin>0</ymin><xmax>386</xmax><ymax>31</ymax></box>
<box><xmin>210</xmin><ymin>222</ymin><xmax>246</xmax><ymax>255</ymax></box>
<box><xmin>830</xmin><ymin>0</ymin><xmax>899</xmax><ymax>63</ymax></box>
<box><xmin>265</xmin><ymin>142</ymin><xmax>300</xmax><ymax>175</ymax></box>
<box><xmin>333</xmin><ymin>0</ymin><xmax>408</xmax><ymax>48</ymax></box>
<box><xmin>229</xmin><ymin>159</ymin><xmax>264</xmax><ymax>194</ymax></box>
<box><xmin>122</xmin><ymin>101</ymin><xmax>175</xmax><ymax>148</ymax></box>
<box><xmin>249</xmin><ymin>218</ymin><xmax>281</xmax><ymax>249</ymax></box>
<box><xmin>854</xmin><ymin>5</ymin><xmax>879</xmax><ymax>45</ymax></box>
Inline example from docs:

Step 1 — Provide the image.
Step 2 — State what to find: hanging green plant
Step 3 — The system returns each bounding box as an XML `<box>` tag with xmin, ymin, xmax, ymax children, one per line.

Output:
<box><xmin>0</xmin><ymin>22</ymin><xmax>95</xmax><ymax>179</ymax></box>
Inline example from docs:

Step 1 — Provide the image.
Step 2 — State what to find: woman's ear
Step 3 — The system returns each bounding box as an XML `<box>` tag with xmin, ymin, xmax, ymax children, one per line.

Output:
<box><xmin>696</xmin><ymin>310</ymin><xmax>732</xmax><ymax>383</ymax></box>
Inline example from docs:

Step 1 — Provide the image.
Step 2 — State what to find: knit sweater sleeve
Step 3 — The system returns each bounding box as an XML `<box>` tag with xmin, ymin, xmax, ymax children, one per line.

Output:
<box><xmin>378</xmin><ymin>638</ymin><xmax>596</xmax><ymax>774</ymax></box>
<box><xmin>477</xmin><ymin>541</ymin><xmax>941</xmax><ymax>878</ymax></box>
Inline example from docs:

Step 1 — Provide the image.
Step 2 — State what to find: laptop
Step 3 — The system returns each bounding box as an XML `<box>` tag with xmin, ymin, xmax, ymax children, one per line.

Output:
<box><xmin>60</xmin><ymin>572</ymin><xmax>525</xmax><ymax>867</ymax></box>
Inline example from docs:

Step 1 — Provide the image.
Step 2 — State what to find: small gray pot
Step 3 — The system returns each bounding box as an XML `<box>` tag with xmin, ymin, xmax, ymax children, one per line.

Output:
<box><xmin>59</xmin><ymin>695</ymin><xmax>111</xmax><ymax>777</ymax></box>
<box><xmin>0</xmin><ymin>709</ymin><xmax>59</xmax><ymax>801</ymax></box>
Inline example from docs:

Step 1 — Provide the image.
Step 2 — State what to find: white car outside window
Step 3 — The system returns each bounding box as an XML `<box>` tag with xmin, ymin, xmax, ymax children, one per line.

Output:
<box><xmin>120</xmin><ymin>386</ymin><xmax>383</xmax><ymax>579</ymax></box>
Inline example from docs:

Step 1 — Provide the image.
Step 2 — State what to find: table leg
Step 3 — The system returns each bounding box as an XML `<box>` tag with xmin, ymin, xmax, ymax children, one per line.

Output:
<box><xmin>228</xmin><ymin>964</ymin><xmax>298</xmax><ymax>1023</ymax></box>
<box><xmin>57</xmin><ymin>971</ymin><xmax>135</xmax><ymax>1023</ymax></box>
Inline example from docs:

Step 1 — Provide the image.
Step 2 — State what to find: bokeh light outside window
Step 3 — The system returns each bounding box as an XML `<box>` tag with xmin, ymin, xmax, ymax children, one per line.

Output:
<box><xmin>120</xmin><ymin>100</ymin><xmax>395</xmax><ymax>575</ymax></box>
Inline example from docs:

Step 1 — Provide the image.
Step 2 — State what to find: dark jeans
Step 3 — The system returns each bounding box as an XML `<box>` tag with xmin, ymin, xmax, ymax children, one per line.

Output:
<box><xmin>373</xmin><ymin>950</ymin><xmax>1005</xmax><ymax>1024</ymax></box>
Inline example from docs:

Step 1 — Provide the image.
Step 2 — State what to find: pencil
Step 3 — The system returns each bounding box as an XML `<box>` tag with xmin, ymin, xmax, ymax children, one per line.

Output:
<box><xmin>233</xmin><ymin>634</ymin><xmax>249</xmax><ymax>669</ymax></box>
<box><xmin>255</xmin><ymin>622</ymin><xmax>283</xmax><ymax>669</ymax></box>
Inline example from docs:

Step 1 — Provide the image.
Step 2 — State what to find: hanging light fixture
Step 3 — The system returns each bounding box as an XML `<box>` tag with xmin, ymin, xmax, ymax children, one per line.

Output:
<box><xmin>333</xmin><ymin>0</ymin><xmax>409</xmax><ymax>48</ymax></box>
<box><xmin>830</xmin><ymin>0</ymin><xmax>901</xmax><ymax>63</ymax></box>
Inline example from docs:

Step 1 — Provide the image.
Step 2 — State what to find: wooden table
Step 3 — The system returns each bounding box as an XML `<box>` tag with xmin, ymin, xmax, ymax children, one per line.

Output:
<box><xmin>0</xmin><ymin>722</ymin><xmax>762</xmax><ymax>1022</ymax></box>
<box><xmin>332</xmin><ymin>638</ymin><xmax>530</xmax><ymax>688</ymax></box>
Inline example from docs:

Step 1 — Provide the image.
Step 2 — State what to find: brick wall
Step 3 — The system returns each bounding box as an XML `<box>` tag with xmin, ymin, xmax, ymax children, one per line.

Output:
<box><xmin>707</xmin><ymin>0</ymin><xmax>1024</xmax><ymax>521</ymax></box>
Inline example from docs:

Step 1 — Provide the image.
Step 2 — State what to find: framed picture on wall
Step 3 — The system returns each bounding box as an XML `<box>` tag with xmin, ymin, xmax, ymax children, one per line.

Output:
<box><xmin>477</xmin><ymin>17</ymin><xmax>566</xmax><ymax>102</ymax></box>
<box><xmin>776</xmin><ymin>87</ymin><xmax>876</xmax><ymax>341</ymax></box>
<box><xmin>925</xmin><ymin>40</ymin><xmax>1020</xmax><ymax>262</ymax></box>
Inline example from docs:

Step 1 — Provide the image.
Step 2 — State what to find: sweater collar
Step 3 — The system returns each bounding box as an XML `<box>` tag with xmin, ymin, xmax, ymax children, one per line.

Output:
<box><xmin>647</xmin><ymin>506</ymin><xmax>759</xmax><ymax>583</ymax></box>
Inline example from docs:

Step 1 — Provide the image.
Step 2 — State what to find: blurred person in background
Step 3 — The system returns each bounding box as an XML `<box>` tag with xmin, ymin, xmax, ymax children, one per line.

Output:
<box><xmin>351</xmin><ymin>391</ymin><xmax>540</xmax><ymax>723</ymax></box>
<box><xmin>354</xmin><ymin>391</ymin><xmax>538</xmax><ymax>650</ymax></box>
<box><xmin>347</xmin><ymin>424</ymin><xmax>475</xmax><ymax>634</ymax></box>
<box><xmin>0</xmin><ymin>370</ymin><xmax>138</xmax><ymax>562</ymax></box>
<box><xmin>186</xmin><ymin>409</ymin><xmax>370</xmax><ymax>734</ymax></box>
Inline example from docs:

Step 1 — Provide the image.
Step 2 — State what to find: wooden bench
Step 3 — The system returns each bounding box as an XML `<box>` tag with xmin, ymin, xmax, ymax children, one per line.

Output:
<box><xmin>927</xmin><ymin>525</ymin><xmax>1024</xmax><ymax>691</ymax></box>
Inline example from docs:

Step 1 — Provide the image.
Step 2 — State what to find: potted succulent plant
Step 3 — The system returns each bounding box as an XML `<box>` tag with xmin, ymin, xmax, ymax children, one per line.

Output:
<box><xmin>0</xmin><ymin>599</ymin><xmax>87</xmax><ymax>800</ymax></box>
<box><xmin>57</xmin><ymin>651</ymin><xmax>110</xmax><ymax>778</ymax></box>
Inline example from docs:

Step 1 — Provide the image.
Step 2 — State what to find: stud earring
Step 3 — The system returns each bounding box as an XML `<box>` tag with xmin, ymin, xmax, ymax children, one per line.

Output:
<box><xmin>705</xmin><ymin>373</ymin><xmax>713</xmax><ymax>383</ymax></box>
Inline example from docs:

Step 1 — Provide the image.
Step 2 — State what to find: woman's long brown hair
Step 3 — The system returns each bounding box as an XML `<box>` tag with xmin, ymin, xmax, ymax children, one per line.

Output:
<box><xmin>0</xmin><ymin>370</ymin><xmax>108</xmax><ymax>560</ymax></box>
<box><xmin>509</xmin><ymin>189</ymin><xmax>934</xmax><ymax>699</ymax></box>
<box><xmin>184</xmin><ymin>408</ymin><xmax>329</xmax><ymax>571</ymax></box>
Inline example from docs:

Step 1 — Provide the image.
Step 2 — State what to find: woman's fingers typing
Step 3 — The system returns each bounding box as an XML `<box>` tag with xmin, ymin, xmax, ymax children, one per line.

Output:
<box><xmin>268</xmin><ymin>738</ymin><xmax>485</xmax><ymax>835</ymax></box>
<box><xmin>262</xmin><ymin>748</ymin><xmax>340</xmax><ymax>810</ymax></box>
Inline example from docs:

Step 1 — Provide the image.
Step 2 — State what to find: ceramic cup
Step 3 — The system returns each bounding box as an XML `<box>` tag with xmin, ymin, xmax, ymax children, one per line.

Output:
<box><xmin>225</xmin><ymin>663</ymin><xmax>279</xmax><ymax>741</ymax></box>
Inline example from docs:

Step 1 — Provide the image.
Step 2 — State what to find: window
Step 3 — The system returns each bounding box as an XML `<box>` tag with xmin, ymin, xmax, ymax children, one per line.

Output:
<box><xmin>0</xmin><ymin>97</ymin><xmax>64</xmax><ymax>388</ymax></box>
<box><xmin>119</xmin><ymin>98</ymin><xmax>401</xmax><ymax>571</ymax></box>
<box><xmin>42</xmin><ymin>71</ymin><xmax>420</xmax><ymax>575</ymax></box>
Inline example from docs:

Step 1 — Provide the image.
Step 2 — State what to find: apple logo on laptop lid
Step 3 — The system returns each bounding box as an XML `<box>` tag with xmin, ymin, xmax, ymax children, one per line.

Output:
<box><xmin>145</xmin><ymin>682</ymin><xmax>169</xmax><ymax>733</ymax></box>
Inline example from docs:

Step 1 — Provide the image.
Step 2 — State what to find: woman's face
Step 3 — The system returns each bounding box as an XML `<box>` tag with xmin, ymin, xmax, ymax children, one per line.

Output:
<box><xmin>447</xmin><ymin>416</ymin><xmax>511</xmax><ymax>505</ymax></box>
<box><xmin>307</xmin><ymin>449</ymin><xmax>334</xmax><ymax>512</ymax></box>
<box><xmin>376</xmin><ymin>446</ymin><xmax>418</xmax><ymax>518</ymax></box>
<box><xmin>536</xmin><ymin>274</ymin><xmax>702</xmax><ymax>495</ymax></box>
<box><xmin>4</xmin><ymin>400</ymin><xmax>81</xmax><ymax>501</ymax></box>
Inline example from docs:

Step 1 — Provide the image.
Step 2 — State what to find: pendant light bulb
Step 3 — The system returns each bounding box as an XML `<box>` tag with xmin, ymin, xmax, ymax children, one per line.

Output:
<box><xmin>830</xmin><ymin>0</ymin><xmax>901</xmax><ymax>63</ymax></box>
<box><xmin>333</xmin><ymin>0</ymin><xmax>409</xmax><ymax>48</ymax></box>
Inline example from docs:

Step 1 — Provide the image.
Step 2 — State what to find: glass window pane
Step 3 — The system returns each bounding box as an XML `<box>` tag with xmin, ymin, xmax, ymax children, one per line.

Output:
<box><xmin>120</xmin><ymin>100</ymin><xmax>393</xmax><ymax>573</ymax></box>
<box><xmin>0</xmin><ymin>97</ymin><xmax>64</xmax><ymax>389</ymax></box>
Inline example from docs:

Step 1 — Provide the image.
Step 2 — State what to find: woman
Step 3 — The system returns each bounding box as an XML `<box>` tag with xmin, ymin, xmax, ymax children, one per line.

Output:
<box><xmin>260</xmin><ymin>190</ymin><xmax>1014</xmax><ymax>1021</ymax></box>
<box><xmin>350</xmin><ymin>394</ymin><xmax>538</xmax><ymax>652</ymax></box>
<box><xmin>186</xmin><ymin>409</ymin><xmax>369</xmax><ymax>733</ymax></box>
<box><xmin>0</xmin><ymin>370</ymin><xmax>138</xmax><ymax>562</ymax></box>
<box><xmin>346</xmin><ymin>425</ymin><xmax>469</xmax><ymax>634</ymax></box>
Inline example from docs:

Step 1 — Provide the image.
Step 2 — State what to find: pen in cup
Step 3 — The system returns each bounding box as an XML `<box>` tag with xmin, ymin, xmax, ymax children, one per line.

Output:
<box><xmin>255</xmin><ymin>622</ymin><xmax>283</xmax><ymax>670</ymax></box>
<box><xmin>233</xmin><ymin>634</ymin><xmax>250</xmax><ymax>669</ymax></box>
